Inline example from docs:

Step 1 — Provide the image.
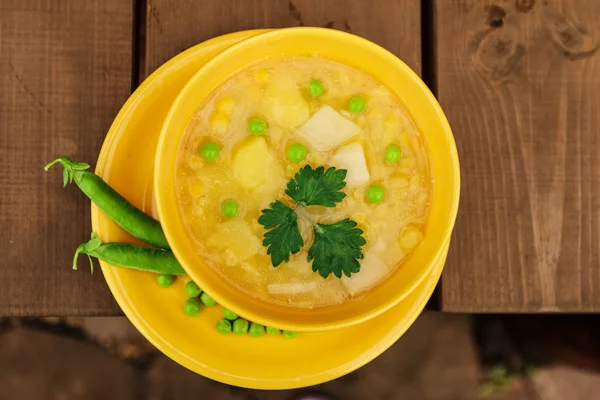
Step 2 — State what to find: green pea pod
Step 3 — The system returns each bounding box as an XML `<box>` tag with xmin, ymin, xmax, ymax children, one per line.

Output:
<box><xmin>45</xmin><ymin>157</ymin><xmax>169</xmax><ymax>249</ymax></box>
<box><xmin>74</xmin><ymin>233</ymin><xmax>185</xmax><ymax>275</ymax></box>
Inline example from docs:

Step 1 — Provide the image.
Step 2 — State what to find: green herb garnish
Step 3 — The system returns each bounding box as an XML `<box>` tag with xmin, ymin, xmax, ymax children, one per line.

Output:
<box><xmin>308</xmin><ymin>219</ymin><xmax>367</xmax><ymax>278</ymax></box>
<box><xmin>285</xmin><ymin>165</ymin><xmax>347</xmax><ymax>207</ymax></box>
<box><xmin>257</xmin><ymin>200</ymin><xmax>304</xmax><ymax>266</ymax></box>
<box><xmin>258</xmin><ymin>166</ymin><xmax>366</xmax><ymax>278</ymax></box>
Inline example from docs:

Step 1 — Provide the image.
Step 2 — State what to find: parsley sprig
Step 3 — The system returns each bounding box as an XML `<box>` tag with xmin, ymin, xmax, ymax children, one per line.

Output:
<box><xmin>309</xmin><ymin>219</ymin><xmax>367</xmax><ymax>278</ymax></box>
<box><xmin>257</xmin><ymin>201</ymin><xmax>304</xmax><ymax>266</ymax></box>
<box><xmin>285</xmin><ymin>165</ymin><xmax>347</xmax><ymax>207</ymax></box>
<box><xmin>258</xmin><ymin>165</ymin><xmax>366</xmax><ymax>278</ymax></box>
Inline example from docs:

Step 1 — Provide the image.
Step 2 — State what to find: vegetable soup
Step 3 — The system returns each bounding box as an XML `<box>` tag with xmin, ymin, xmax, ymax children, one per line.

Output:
<box><xmin>175</xmin><ymin>56</ymin><xmax>432</xmax><ymax>308</ymax></box>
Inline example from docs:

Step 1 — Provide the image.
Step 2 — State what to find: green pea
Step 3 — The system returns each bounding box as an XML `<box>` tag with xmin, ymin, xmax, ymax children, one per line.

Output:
<box><xmin>266</xmin><ymin>326</ymin><xmax>281</xmax><ymax>336</ymax></box>
<box><xmin>366</xmin><ymin>185</ymin><xmax>385</xmax><ymax>203</ymax></box>
<box><xmin>200</xmin><ymin>292</ymin><xmax>217</xmax><ymax>306</ymax></box>
<box><xmin>348</xmin><ymin>95</ymin><xmax>366</xmax><ymax>113</ymax></box>
<box><xmin>216</xmin><ymin>319</ymin><xmax>232</xmax><ymax>334</ymax></box>
<box><xmin>221</xmin><ymin>307</ymin><xmax>238</xmax><ymax>320</ymax></box>
<box><xmin>282</xmin><ymin>330</ymin><xmax>299</xmax><ymax>339</ymax></box>
<box><xmin>248</xmin><ymin>118</ymin><xmax>267</xmax><ymax>135</ymax></box>
<box><xmin>221</xmin><ymin>199</ymin><xmax>239</xmax><ymax>217</ymax></box>
<box><xmin>156</xmin><ymin>274</ymin><xmax>174</xmax><ymax>288</ymax></box>
<box><xmin>248</xmin><ymin>323</ymin><xmax>265</xmax><ymax>337</ymax></box>
<box><xmin>307</xmin><ymin>79</ymin><xmax>324</xmax><ymax>97</ymax></box>
<box><xmin>184</xmin><ymin>280</ymin><xmax>201</xmax><ymax>298</ymax></box>
<box><xmin>200</xmin><ymin>142</ymin><xmax>220</xmax><ymax>161</ymax></box>
<box><xmin>287</xmin><ymin>143</ymin><xmax>307</xmax><ymax>163</ymax></box>
<box><xmin>385</xmin><ymin>144</ymin><xmax>402</xmax><ymax>163</ymax></box>
<box><xmin>183</xmin><ymin>299</ymin><xmax>201</xmax><ymax>316</ymax></box>
<box><xmin>233</xmin><ymin>318</ymin><xmax>249</xmax><ymax>335</ymax></box>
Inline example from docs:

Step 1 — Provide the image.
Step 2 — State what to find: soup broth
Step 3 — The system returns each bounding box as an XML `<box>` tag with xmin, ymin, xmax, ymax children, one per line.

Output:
<box><xmin>175</xmin><ymin>56</ymin><xmax>432</xmax><ymax>308</ymax></box>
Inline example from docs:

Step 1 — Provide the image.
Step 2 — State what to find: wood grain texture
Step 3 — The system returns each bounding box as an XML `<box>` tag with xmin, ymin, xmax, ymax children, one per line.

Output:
<box><xmin>437</xmin><ymin>0</ymin><xmax>600</xmax><ymax>311</ymax></box>
<box><xmin>143</xmin><ymin>0</ymin><xmax>421</xmax><ymax>77</ymax></box>
<box><xmin>0</xmin><ymin>0</ymin><xmax>133</xmax><ymax>315</ymax></box>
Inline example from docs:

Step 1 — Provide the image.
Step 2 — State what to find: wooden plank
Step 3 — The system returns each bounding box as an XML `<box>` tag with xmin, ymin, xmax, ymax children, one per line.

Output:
<box><xmin>436</xmin><ymin>0</ymin><xmax>600</xmax><ymax>311</ymax></box>
<box><xmin>143</xmin><ymin>0</ymin><xmax>421</xmax><ymax>77</ymax></box>
<box><xmin>0</xmin><ymin>0</ymin><xmax>133</xmax><ymax>315</ymax></box>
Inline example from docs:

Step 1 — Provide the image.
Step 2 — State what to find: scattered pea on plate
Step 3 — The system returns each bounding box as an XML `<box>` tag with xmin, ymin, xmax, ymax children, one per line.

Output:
<box><xmin>200</xmin><ymin>292</ymin><xmax>217</xmax><ymax>306</ymax></box>
<box><xmin>248</xmin><ymin>323</ymin><xmax>265</xmax><ymax>337</ymax></box>
<box><xmin>216</xmin><ymin>319</ymin><xmax>232</xmax><ymax>334</ymax></box>
<box><xmin>157</xmin><ymin>274</ymin><xmax>174</xmax><ymax>288</ymax></box>
<box><xmin>266</xmin><ymin>326</ymin><xmax>281</xmax><ymax>336</ymax></box>
<box><xmin>184</xmin><ymin>299</ymin><xmax>201</xmax><ymax>316</ymax></box>
<box><xmin>222</xmin><ymin>307</ymin><xmax>238</xmax><ymax>320</ymax></box>
<box><xmin>233</xmin><ymin>319</ymin><xmax>249</xmax><ymax>335</ymax></box>
<box><xmin>185</xmin><ymin>280</ymin><xmax>202</xmax><ymax>298</ymax></box>
<box><xmin>283</xmin><ymin>330</ymin><xmax>299</xmax><ymax>339</ymax></box>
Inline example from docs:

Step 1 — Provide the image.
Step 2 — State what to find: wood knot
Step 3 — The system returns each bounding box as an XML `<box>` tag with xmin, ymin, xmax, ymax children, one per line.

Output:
<box><xmin>472</xmin><ymin>29</ymin><xmax>525</xmax><ymax>80</ymax></box>
<box><xmin>486</xmin><ymin>4</ymin><xmax>506</xmax><ymax>28</ymax></box>
<box><xmin>515</xmin><ymin>0</ymin><xmax>535</xmax><ymax>13</ymax></box>
<box><xmin>545</xmin><ymin>14</ymin><xmax>598</xmax><ymax>60</ymax></box>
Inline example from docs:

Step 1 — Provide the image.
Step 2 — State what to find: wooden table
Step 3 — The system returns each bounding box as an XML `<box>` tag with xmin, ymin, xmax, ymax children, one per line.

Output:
<box><xmin>1</xmin><ymin>0</ymin><xmax>598</xmax><ymax>316</ymax></box>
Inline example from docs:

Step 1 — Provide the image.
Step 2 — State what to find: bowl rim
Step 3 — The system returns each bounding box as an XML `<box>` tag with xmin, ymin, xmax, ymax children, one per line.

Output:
<box><xmin>155</xmin><ymin>27</ymin><xmax>460</xmax><ymax>331</ymax></box>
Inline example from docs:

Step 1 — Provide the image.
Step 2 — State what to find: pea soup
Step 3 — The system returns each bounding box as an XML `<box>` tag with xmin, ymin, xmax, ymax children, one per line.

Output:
<box><xmin>175</xmin><ymin>56</ymin><xmax>432</xmax><ymax>308</ymax></box>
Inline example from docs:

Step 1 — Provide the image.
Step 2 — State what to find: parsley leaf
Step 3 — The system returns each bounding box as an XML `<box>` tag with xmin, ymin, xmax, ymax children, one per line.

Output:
<box><xmin>259</xmin><ymin>166</ymin><xmax>366</xmax><ymax>277</ymax></box>
<box><xmin>285</xmin><ymin>165</ymin><xmax>347</xmax><ymax>207</ymax></box>
<box><xmin>258</xmin><ymin>200</ymin><xmax>304</xmax><ymax>267</ymax></box>
<box><xmin>308</xmin><ymin>218</ymin><xmax>367</xmax><ymax>278</ymax></box>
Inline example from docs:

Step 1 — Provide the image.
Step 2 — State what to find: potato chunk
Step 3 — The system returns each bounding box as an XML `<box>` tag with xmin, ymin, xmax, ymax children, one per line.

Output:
<box><xmin>341</xmin><ymin>251</ymin><xmax>388</xmax><ymax>294</ymax></box>
<box><xmin>232</xmin><ymin>136</ymin><xmax>279</xmax><ymax>190</ymax></box>
<box><xmin>330</xmin><ymin>142</ymin><xmax>370</xmax><ymax>187</ymax></box>
<box><xmin>206</xmin><ymin>219</ymin><xmax>260</xmax><ymax>262</ymax></box>
<box><xmin>265</xmin><ymin>77</ymin><xmax>310</xmax><ymax>128</ymax></box>
<box><xmin>296</xmin><ymin>105</ymin><xmax>361</xmax><ymax>151</ymax></box>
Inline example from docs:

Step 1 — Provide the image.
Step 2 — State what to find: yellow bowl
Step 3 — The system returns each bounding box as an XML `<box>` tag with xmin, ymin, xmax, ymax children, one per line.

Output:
<box><xmin>94</xmin><ymin>30</ymin><xmax>450</xmax><ymax>389</ymax></box>
<box><xmin>155</xmin><ymin>27</ymin><xmax>460</xmax><ymax>332</ymax></box>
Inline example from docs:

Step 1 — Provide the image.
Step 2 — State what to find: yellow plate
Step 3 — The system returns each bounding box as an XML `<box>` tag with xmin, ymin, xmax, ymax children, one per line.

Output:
<box><xmin>92</xmin><ymin>30</ymin><xmax>447</xmax><ymax>390</ymax></box>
